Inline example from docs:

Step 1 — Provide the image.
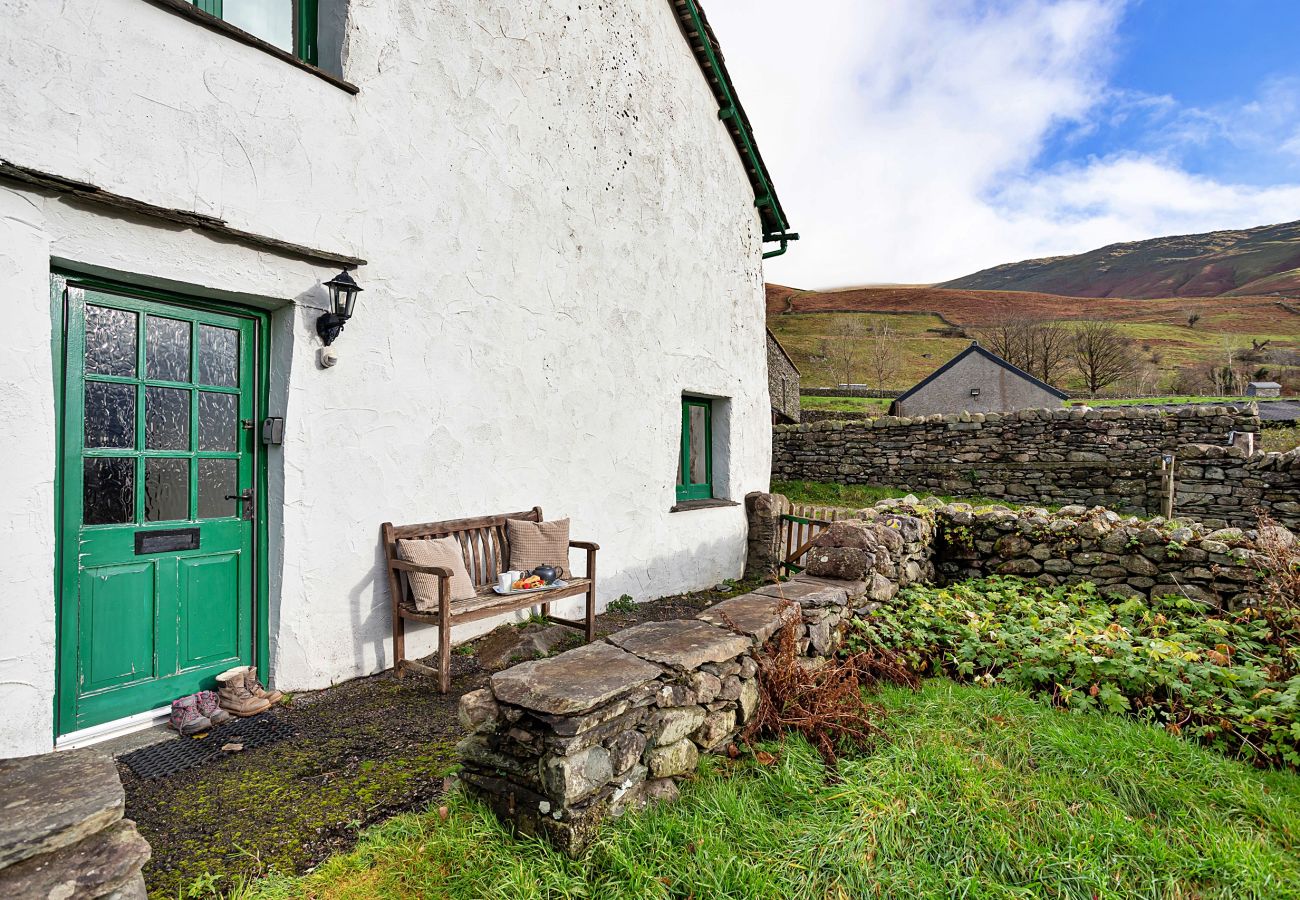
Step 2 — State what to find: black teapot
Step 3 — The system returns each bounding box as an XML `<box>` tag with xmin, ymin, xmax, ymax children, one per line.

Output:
<box><xmin>530</xmin><ymin>565</ymin><xmax>560</xmax><ymax>585</ymax></box>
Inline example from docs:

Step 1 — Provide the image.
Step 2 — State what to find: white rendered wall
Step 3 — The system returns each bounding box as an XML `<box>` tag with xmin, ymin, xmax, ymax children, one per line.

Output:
<box><xmin>0</xmin><ymin>0</ymin><xmax>771</xmax><ymax>755</ymax></box>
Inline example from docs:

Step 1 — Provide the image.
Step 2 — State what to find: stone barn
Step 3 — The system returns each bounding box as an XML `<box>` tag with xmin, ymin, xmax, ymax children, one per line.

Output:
<box><xmin>766</xmin><ymin>328</ymin><xmax>801</xmax><ymax>424</ymax></box>
<box><xmin>0</xmin><ymin>0</ymin><xmax>794</xmax><ymax>756</ymax></box>
<box><xmin>1246</xmin><ymin>382</ymin><xmax>1282</xmax><ymax>398</ymax></box>
<box><xmin>891</xmin><ymin>341</ymin><xmax>1067</xmax><ymax>417</ymax></box>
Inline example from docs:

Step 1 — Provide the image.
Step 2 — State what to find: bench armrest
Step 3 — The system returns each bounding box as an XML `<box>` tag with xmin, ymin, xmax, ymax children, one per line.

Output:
<box><xmin>569</xmin><ymin>540</ymin><xmax>600</xmax><ymax>552</ymax></box>
<box><xmin>389</xmin><ymin>559</ymin><xmax>454</xmax><ymax>578</ymax></box>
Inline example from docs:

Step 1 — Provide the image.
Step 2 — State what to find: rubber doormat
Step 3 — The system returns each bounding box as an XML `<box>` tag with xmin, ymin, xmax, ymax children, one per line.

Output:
<box><xmin>120</xmin><ymin>713</ymin><xmax>294</xmax><ymax>780</ymax></box>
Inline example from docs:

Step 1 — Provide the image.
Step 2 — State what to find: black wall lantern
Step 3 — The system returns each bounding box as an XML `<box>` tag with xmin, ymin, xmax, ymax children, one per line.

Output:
<box><xmin>316</xmin><ymin>269</ymin><xmax>363</xmax><ymax>346</ymax></box>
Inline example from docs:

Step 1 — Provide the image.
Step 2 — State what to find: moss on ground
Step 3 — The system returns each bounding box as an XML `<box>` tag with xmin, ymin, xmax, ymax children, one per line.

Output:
<box><xmin>126</xmin><ymin>675</ymin><xmax>466</xmax><ymax>899</ymax></box>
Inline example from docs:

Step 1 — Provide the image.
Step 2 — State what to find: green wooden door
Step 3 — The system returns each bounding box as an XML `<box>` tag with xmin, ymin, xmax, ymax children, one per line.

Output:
<box><xmin>57</xmin><ymin>285</ymin><xmax>259</xmax><ymax>734</ymax></box>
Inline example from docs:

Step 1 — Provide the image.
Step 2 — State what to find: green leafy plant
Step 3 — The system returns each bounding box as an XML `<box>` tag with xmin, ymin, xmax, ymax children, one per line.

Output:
<box><xmin>849</xmin><ymin>576</ymin><xmax>1300</xmax><ymax>767</ymax></box>
<box><xmin>606</xmin><ymin>594</ymin><xmax>637</xmax><ymax>613</ymax></box>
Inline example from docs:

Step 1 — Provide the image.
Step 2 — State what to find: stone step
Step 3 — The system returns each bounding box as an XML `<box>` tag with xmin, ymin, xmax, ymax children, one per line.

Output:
<box><xmin>0</xmin><ymin>750</ymin><xmax>124</xmax><ymax>869</ymax></box>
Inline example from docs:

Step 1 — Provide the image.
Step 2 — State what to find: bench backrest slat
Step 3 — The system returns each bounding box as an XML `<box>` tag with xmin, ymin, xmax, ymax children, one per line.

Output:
<box><xmin>381</xmin><ymin>506</ymin><xmax>544</xmax><ymax>592</ymax></box>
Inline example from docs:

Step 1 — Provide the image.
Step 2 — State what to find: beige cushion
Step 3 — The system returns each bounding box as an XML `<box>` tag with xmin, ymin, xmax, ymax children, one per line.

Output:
<box><xmin>507</xmin><ymin>518</ymin><xmax>570</xmax><ymax>579</ymax></box>
<box><xmin>397</xmin><ymin>537</ymin><xmax>477</xmax><ymax>611</ymax></box>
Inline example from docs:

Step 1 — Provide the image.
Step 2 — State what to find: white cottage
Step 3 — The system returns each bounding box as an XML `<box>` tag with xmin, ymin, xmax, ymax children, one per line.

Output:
<box><xmin>0</xmin><ymin>0</ymin><xmax>795</xmax><ymax>756</ymax></box>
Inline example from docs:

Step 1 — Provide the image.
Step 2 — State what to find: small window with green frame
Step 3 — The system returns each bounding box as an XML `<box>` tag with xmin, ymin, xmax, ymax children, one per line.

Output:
<box><xmin>191</xmin><ymin>0</ymin><xmax>319</xmax><ymax>64</ymax></box>
<box><xmin>677</xmin><ymin>397</ymin><xmax>713</xmax><ymax>501</ymax></box>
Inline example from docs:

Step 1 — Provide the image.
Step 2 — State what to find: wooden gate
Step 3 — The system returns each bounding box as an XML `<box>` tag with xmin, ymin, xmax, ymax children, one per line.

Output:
<box><xmin>778</xmin><ymin>505</ymin><xmax>844</xmax><ymax>574</ymax></box>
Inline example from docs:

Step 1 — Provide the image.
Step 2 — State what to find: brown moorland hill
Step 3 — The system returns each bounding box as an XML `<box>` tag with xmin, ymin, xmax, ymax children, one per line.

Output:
<box><xmin>939</xmin><ymin>219</ymin><xmax>1300</xmax><ymax>298</ymax></box>
<box><xmin>766</xmin><ymin>284</ymin><xmax>1299</xmax><ymax>333</ymax></box>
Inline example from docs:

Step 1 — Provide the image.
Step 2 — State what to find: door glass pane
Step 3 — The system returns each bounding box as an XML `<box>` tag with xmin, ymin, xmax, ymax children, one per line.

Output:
<box><xmin>85</xmin><ymin>382</ymin><xmax>136</xmax><ymax>449</ymax></box>
<box><xmin>84</xmin><ymin>457</ymin><xmax>134</xmax><ymax>525</ymax></box>
<box><xmin>222</xmin><ymin>0</ymin><xmax>293</xmax><ymax>52</ymax></box>
<box><xmin>84</xmin><ymin>305</ymin><xmax>137</xmax><ymax>377</ymax></box>
<box><xmin>145</xmin><ymin>458</ymin><xmax>189</xmax><ymax>522</ymax></box>
<box><xmin>145</xmin><ymin>387</ymin><xmax>191</xmax><ymax>450</ymax></box>
<box><xmin>146</xmin><ymin>317</ymin><xmax>191</xmax><ymax>382</ymax></box>
<box><xmin>198</xmin><ymin>458</ymin><xmax>237</xmax><ymax>519</ymax></box>
<box><xmin>198</xmin><ymin>325</ymin><xmax>239</xmax><ymax>387</ymax></box>
<box><xmin>198</xmin><ymin>392</ymin><xmax>239</xmax><ymax>451</ymax></box>
<box><xmin>688</xmin><ymin>405</ymin><xmax>708</xmax><ymax>485</ymax></box>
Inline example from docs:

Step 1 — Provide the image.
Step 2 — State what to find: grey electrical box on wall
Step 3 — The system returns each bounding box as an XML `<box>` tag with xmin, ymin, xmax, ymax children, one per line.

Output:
<box><xmin>262</xmin><ymin>417</ymin><xmax>285</xmax><ymax>445</ymax></box>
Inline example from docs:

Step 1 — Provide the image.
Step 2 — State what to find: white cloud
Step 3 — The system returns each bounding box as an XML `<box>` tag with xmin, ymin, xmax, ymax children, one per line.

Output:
<box><xmin>705</xmin><ymin>0</ymin><xmax>1300</xmax><ymax>288</ymax></box>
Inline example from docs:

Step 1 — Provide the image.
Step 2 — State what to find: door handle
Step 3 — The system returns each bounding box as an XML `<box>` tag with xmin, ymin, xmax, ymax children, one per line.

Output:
<box><xmin>225</xmin><ymin>488</ymin><xmax>255</xmax><ymax>521</ymax></box>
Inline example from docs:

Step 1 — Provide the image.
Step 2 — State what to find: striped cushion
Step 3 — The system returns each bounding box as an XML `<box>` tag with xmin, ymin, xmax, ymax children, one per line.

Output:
<box><xmin>507</xmin><ymin>518</ymin><xmax>570</xmax><ymax>579</ymax></box>
<box><xmin>397</xmin><ymin>537</ymin><xmax>477</xmax><ymax>610</ymax></box>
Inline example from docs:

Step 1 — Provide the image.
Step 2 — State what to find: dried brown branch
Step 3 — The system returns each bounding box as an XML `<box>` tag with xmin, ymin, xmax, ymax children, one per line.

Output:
<box><xmin>739</xmin><ymin>607</ymin><xmax>918</xmax><ymax>768</ymax></box>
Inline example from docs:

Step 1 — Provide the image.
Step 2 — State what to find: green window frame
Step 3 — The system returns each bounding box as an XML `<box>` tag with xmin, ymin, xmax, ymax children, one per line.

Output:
<box><xmin>676</xmin><ymin>398</ymin><xmax>713</xmax><ymax>502</ymax></box>
<box><xmin>191</xmin><ymin>0</ymin><xmax>319</xmax><ymax>65</ymax></box>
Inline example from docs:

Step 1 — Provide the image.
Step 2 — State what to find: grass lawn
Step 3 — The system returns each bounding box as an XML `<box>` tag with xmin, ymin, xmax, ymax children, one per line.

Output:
<box><xmin>773</xmin><ymin>478</ymin><xmax>1015</xmax><ymax>511</ymax></box>
<box><xmin>1262</xmin><ymin>426</ymin><xmax>1300</xmax><ymax>454</ymax></box>
<box><xmin>1069</xmin><ymin>395</ymin><xmax>1291</xmax><ymax>407</ymax></box>
<box><xmin>236</xmin><ymin>681</ymin><xmax>1300</xmax><ymax>900</ymax></box>
<box><xmin>799</xmin><ymin>395</ymin><xmax>893</xmax><ymax>414</ymax></box>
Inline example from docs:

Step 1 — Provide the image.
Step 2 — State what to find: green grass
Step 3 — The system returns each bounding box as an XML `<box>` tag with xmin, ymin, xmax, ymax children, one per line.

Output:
<box><xmin>772</xmin><ymin>478</ymin><xmax>1013</xmax><ymax>511</ymax></box>
<box><xmin>799</xmin><ymin>395</ymin><xmax>893</xmax><ymax>414</ymax></box>
<box><xmin>1069</xmin><ymin>395</ymin><xmax>1290</xmax><ymax>407</ymax></box>
<box><xmin>235</xmin><ymin>681</ymin><xmax>1300</xmax><ymax>900</ymax></box>
<box><xmin>1263</xmin><ymin>426</ymin><xmax>1300</xmax><ymax>454</ymax></box>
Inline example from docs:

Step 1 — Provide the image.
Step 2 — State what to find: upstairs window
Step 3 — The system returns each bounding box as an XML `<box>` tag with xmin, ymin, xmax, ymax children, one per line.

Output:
<box><xmin>192</xmin><ymin>0</ymin><xmax>318</xmax><ymax>64</ymax></box>
<box><xmin>676</xmin><ymin>398</ymin><xmax>713</xmax><ymax>501</ymax></box>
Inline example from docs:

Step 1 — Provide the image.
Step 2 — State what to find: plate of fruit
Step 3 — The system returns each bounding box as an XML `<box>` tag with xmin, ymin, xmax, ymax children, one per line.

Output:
<box><xmin>494</xmin><ymin>575</ymin><xmax>569</xmax><ymax>595</ymax></box>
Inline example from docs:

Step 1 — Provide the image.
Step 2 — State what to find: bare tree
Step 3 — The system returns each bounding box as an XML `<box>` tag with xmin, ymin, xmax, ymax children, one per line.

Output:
<box><xmin>1211</xmin><ymin>338</ymin><xmax>1247</xmax><ymax>395</ymax></box>
<box><xmin>1185</xmin><ymin>309</ymin><xmax>1201</xmax><ymax>328</ymax></box>
<box><xmin>977</xmin><ymin>316</ymin><xmax>1033</xmax><ymax>371</ymax></box>
<box><xmin>1070</xmin><ymin>321</ymin><xmax>1139</xmax><ymax>394</ymax></box>
<box><xmin>863</xmin><ymin>321</ymin><xmax>902</xmax><ymax>395</ymax></box>
<box><xmin>825</xmin><ymin>318</ymin><xmax>864</xmax><ymax>387</ymax></box>
<box><xmin>1026</xmin><ymin>323</ymin><xmax>1072</xmax><ymax>387</ymax></box>
<box><xmin>977</xmin><ymin>315</ymin><xmax>1070</xmax><ymax>386</ymax></box>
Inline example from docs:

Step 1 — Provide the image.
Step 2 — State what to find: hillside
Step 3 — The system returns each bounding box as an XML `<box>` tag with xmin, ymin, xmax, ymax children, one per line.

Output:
<box><xmin>766</xmin><ymin>284</ymin><xmax>1300</xmax><ymax>392</ymax></box>
<box><xmin>940</xmin><ymin>219</ymin><xmax>1300</xmax><ymax>298</ymax></box>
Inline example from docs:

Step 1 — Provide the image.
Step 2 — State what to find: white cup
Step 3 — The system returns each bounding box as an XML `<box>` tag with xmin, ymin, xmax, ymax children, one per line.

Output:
<box><xmin>500</xmin><ymin>571</ymin><xmax>520</xmax><ymax>591</ymax></box>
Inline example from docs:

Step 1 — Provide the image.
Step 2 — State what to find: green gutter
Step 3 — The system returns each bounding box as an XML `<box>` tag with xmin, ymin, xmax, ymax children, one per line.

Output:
<box><xmin>680</xmin><ymin>0</ymin><xmax>798</xmax><ymax>259</ymax></box>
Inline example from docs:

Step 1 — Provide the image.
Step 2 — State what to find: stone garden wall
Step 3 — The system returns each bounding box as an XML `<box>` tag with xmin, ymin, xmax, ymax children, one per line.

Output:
<box><xmin>924</xmin><ymin>500</ymin><xmax>1278</xmax><ymax>609</ymax></box>
<box><xmin>1174</xmin><ymin>443</ymin><xmax>1300</xmax><ymax>530</ymax></box>
<box><xmin>456</xmin><ymin>503</ymin><xmax>937</xmax><ymax>855</ymax></box>
<box><xmin>0</xmin><ymin>750</ymin><xmax>150</xmax><ymax>899</ymax></box>
<box><xmin>463</xmin><ymin>490</ymin><xmax>1294</xmax><ymax>853</ymax></box>
<box><xmin>771</xmin><ymin>405</ymin><xmax>1300</xmax><ymax>528</ymax></box>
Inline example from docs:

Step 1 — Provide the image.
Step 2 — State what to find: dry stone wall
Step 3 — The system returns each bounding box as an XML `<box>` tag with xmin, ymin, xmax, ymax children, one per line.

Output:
<box><xmin>772</xmin><ymin>405</ymin><xmax>1297</xmax><ymax>527</ymax></box>
<box><xmin>1175</xmin><ymin>444</ymin><xmax>1300</xmax><ymax>530</ymax></box>
<box><xmin>463</xmin><ymin>492</ymin><xmax>1294</xmax><ymax>853</ymax></box>
<box><xmin>923</xmin><ymin>500</ymin><xmax>1277</xmax><ymax>609</ymax></box>
<box><xmin>456</xmin><ymin>505</ymin><xmax>937</xmax><ymax>855</ymax></box>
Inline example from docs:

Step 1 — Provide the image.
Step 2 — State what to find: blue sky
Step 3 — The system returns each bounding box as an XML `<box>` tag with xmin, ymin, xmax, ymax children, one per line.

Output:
<box><xmin>1038</xmin><ymin>1</ymin><xmax>1300</xmax><ymax>188</ymax></box>
<box><xmin>709</xmin><ymin>0</ymin><xmax>1300</xmax><ymax>288</ymax></box>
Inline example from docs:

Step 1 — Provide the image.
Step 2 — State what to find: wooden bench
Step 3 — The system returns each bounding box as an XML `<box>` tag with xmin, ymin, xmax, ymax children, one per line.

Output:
<box><xmin>381</xmin><ymin>507</ymin><xmax>598</xmax><ymax>692</ymax></box>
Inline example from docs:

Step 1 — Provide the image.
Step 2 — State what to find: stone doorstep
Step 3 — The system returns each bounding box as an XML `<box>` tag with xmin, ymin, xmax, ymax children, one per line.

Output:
<box><xmin>695</xmin><ymin>592</ymin><xmax>801</xmax><ymax>645</ymax></box>
<box><xmin>489</xmin><ymin>641</ymin><xmax>664</xmax><ymax>716</ymax></box>
<box><xmin>606</xmin><ymin>619</ymin><xmax>752</xmax><ymax>672</ymax></box>
<box><xmin>0</xmin><ymin>750</ymin><xmax>125</xmax><ymax>870</ymax></box>
<box><xmin>0</xmin><ymin>819</ymin><xmax>149</xmax><ymax>900</ymax></box>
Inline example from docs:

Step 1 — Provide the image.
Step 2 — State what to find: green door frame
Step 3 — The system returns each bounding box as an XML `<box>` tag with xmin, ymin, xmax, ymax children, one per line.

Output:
<box><xmin>50</xmin><ymin>271</ymin><xmax>272</xmax><ymax>738</ymax></box>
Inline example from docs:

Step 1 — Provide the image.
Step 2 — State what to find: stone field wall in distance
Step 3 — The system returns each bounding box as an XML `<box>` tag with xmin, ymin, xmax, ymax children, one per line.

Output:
<box><xmin>772</xmin><ymin>405</ymin><xmax>1300</xmax><ymax>529</ymax></box>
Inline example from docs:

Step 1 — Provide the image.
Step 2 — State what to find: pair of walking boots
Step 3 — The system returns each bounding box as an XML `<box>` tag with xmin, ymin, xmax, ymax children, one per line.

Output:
<box><xmin>216</xmin><ymin>665</ymin><xmax>283</xmax><ymax>718</ymax></box>
<box><xmin>168</xmin><ymin>666</ymin><xmax>282</xmax><ymax>735</ymax></box>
